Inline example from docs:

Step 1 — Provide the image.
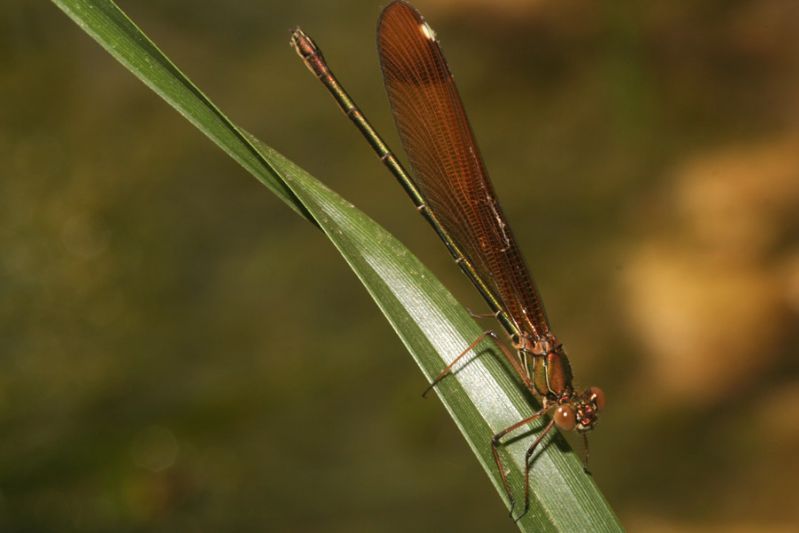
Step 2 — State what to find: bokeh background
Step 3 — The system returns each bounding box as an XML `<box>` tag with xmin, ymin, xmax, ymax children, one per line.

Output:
<box><xmin>2</xmin><ymin>0</ymin><xmax>798</xmax><ymax>531</ymax></box>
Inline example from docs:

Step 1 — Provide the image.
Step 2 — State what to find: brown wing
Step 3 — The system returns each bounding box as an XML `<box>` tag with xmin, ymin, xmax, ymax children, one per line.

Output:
<box><xmin>378</xmin><ymin>1</ymin><xmax>551</xmax><ymax>339</ymax></box>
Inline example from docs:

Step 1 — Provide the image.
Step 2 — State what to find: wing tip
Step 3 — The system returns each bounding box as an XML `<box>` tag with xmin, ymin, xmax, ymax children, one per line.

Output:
<box><xmin>379</xmin><ymin>1</ymin><xmax>428</xmax><ymax>34</ymax></box>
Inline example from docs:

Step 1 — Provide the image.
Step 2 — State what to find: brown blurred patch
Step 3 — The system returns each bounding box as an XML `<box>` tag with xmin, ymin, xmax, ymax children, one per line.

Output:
<box><xmin>623</xmin><ymin>136</ymin><xmax>799</xmax><ymax>405</ymax></box>
<box><xmin>625</xmin><ymin>513</ymin><xmax>799</xmax><ymax>533</ymax></box>
<box><xmin>428</xmin><ymin>0</ymin><xmax>547</xmax><ymax>18</ymax></box>
<box><xmin>729</xmin><ymin>0</ymin><xmax>799</xmax><ymax>61</ymax></box>
<box><xmin>676</xmin><ymin>138</ymin><xmax>799</xmax><ymax>260</ymax></box>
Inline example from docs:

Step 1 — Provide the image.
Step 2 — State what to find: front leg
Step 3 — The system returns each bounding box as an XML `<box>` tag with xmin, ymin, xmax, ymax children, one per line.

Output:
<box><xmin>490</xmin><ymin>405</ymin><xmax>552</xmax><ymax>518</ymax></box>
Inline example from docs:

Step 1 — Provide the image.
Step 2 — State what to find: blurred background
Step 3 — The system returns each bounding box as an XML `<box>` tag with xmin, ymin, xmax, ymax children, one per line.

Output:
<box><xmin>2</xmin><ymin>0</ymin><xmax>798</xmax><ymax>531</ymax></box>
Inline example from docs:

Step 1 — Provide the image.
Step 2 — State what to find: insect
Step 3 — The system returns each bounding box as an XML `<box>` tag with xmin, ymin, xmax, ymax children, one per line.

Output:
<box><xmin>291</xmin><ymin>0</ymin><xmax>604</xmax><ymax>516</ymax></box>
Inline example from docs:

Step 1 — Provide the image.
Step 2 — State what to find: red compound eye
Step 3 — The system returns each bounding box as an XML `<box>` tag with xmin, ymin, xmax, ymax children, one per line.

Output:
<box><xmin>590</xmin><ymin>386</ymin><xmax>606</xmax><ymax>411</ymax></box>
<box><xmin>554</xmin><ymin>405</ymin><xmax>576</xmax><ymax>431</ymax></box>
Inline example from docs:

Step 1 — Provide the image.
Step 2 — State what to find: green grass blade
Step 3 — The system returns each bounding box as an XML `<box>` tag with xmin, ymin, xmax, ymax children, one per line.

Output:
<box><xmin>50</xmin><ymin>1</ymin><xmax>623</xmax><ymax>530</ymax></box>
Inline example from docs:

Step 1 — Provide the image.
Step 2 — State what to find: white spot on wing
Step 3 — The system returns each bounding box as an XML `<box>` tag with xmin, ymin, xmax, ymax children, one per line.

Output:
<box><xmin>420</xmin><ymin>21</ymin><xmax>436</xmax><ymax>41</ymax></box>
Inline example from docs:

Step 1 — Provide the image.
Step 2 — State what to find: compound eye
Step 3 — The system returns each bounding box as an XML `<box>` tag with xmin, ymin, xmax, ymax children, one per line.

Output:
<box><xmin>554</xmin><ymin>405</ymin><xmax>576</xmax><ymax>431</ymax></box>
<box><xmin>589</xmin><ymin>386</ymin><xmax>606</xmax><ymax>411</ymax></box>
